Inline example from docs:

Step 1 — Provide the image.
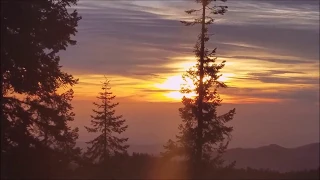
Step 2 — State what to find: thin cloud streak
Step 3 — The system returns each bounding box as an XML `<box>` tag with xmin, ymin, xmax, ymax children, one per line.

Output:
<box><xmin>61</xmin><ymin>0</ymin><xmax>319</xmax><ymax>104</ymax></box>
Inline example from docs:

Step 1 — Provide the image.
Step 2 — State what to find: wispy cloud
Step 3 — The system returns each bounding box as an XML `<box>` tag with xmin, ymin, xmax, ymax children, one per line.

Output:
<box><xmin>61</xmin><ymin>0</ymin><xmax>319</xmax><ymax>104</ymax></box>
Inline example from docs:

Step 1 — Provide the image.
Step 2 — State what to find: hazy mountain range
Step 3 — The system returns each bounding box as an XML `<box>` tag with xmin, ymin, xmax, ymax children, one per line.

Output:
<box><xmin>77</xmin><ymin>142</ymin><xmax>319</xmax><ymax>172</ymax></box>
<box><xmin>222</xmin><ymin>143</ymin><xmax>319</xmax><ymax>172</ymax></box>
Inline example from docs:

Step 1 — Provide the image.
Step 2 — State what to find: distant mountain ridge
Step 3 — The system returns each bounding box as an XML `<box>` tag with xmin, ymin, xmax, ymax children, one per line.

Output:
<box><xmin>223</xmin><ymin>142</ymin><xmax>319</xmax><ymax>172</ymax></box>
<box><xmin>76</xmin><ymin>142</ymin><xmax>319</xmax><ymax>172</ymax></box>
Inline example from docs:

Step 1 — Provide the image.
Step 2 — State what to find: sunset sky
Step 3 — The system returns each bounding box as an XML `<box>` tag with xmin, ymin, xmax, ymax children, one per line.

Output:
<box><xmin>60</xmin><ymin>0</ymin><xmax>319</xmax><ymax>149</ymax></box>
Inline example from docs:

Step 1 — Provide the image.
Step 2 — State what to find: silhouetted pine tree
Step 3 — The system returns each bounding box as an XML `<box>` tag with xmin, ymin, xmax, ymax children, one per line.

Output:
<box><xmin>85</xmin><ymin>78</ymin><xmax>129</xmax><ymax>163</ymax></box>
<box><xmin>1</xmin><ymin>0</ymin><xmax>81</xmax><ymax>178</ymax></box>
<box><xmin>162</xmin><ymin>0</ymin><xmax>235</xmax><ymax>176</ymax></box>
<box><xmin>2</xmin><ymin>90</ymin><xmax>81</xmax><ymax>178</ymax></box>
<box><xmin>27</xmin><ymin>90</ymin><xmax>81</xmax><ymax>177</ymax></box>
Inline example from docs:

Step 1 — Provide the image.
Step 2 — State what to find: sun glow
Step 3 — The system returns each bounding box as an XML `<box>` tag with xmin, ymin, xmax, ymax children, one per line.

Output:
<box><xmin>154</xmin><ymin>75</ymin><xmax>196</xmax><ymax>100</ymax></box>
<box><xmin>166</xmin><ymin>91</ymin><xmax>196</xmax><ymax>100</ymax></box>
<box><xmin>154</xmin><ymin>65</ymin><xmax>235</xmax><ymax>101</ymax></box>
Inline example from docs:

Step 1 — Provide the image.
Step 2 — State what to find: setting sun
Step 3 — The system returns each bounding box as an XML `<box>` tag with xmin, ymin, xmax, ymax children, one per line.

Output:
<box><xmin>154</xmin><ymin>65</ymin><xmax>234</xmax><ymax>101</ymax></box>
<box><xmin>166</xmin><ymin>91</ymin><xmax>196</xmax><ymax>100</ymax></box>
<box><xmin>154</xmin><ymin>75</ymin><xmax>196</xmax><ymax>100</ymax></box>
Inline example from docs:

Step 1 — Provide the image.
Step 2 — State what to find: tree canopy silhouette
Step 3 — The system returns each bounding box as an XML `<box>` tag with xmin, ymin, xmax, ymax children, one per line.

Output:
<box><xmin>1</xmin><ymin>0</ymin><xmax>81</xmax><ymax>178</ymax></box>
<box><xmin>84</xmin><ymin>77</ymin><xmax>129</xmax><ymax>163</ymax></box>
<box><xmin>162</xmin><ymin>0</ymin><xmax>235</xmax><ymax>176</ymax></box>
<box><xmin>1</xmin><ymin>0</ymin><xmax>80</xmax><ymax>95</ymax></box>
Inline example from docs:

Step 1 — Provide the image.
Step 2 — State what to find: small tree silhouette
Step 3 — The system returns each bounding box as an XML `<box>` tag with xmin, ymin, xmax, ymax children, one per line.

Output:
<box><xmin>85</xmin><ymin>77</ymin><xmax>129</xmax><ymax>163</ymax></box>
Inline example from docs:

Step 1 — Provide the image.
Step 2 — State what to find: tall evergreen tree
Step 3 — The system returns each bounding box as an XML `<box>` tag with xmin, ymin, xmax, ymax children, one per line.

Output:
<box><xmin>1</xmin><ymin>0</ymin><xmax>81</xmax><ymax>178</ymax></box>
<box><xmin>1</xmin><ymin>0</ymin><xmax>80</xmax><ymax>95</ymax></box>
<box><xmin>162</xmin><ymin>0</ymin><xmax>235</xmax><ymax>176</ymax></box>
<box><xmin>28</xmin><ymin>89</ymin><xmax>81</xmax><ymax>176</ymax></box>
<box><xmin>85</xmin><ymin>77</ymin><xmax>129</xmax><ymax>163</ymax></box>
<box><xmin>2</xmin><ymin>89</ymin><xmax>81</xmax><ymax>178</ymax></box>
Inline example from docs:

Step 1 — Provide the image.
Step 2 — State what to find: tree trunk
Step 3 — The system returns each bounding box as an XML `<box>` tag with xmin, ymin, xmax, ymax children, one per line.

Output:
<box><xmin>195</xmin><ymin>1</ymin><xmax>206</xmax><ymax>175</ymax></box>
<box><xmin>104</xmin><ymin>89</ymin><xmax>107</xmax><ymax>162</ymax></box>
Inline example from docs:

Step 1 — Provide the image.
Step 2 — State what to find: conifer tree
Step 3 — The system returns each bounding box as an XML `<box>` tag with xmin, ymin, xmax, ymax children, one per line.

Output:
<box><xmin>162</xmin><ymin>0</ymin><xmax>236</xmax><ymax>176</ymax></box>
<box><xmin>28</xmin><ymin>89</ymin><xmax>81</xmax><ymax>176</ymax></box>
<box><xmin>85</xmin><ymin>77</ymin><xmax>129</xmax><ymax>163</ymax></box>
<box><xmin>2</xmin><ymin>90</ymin><xmax>81</xmax><ymax>178</ymax></box>
<box><xmin>1</xmin><ymin>0</ymin><xmax>81</xmax><ymax>178</ymax></box>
